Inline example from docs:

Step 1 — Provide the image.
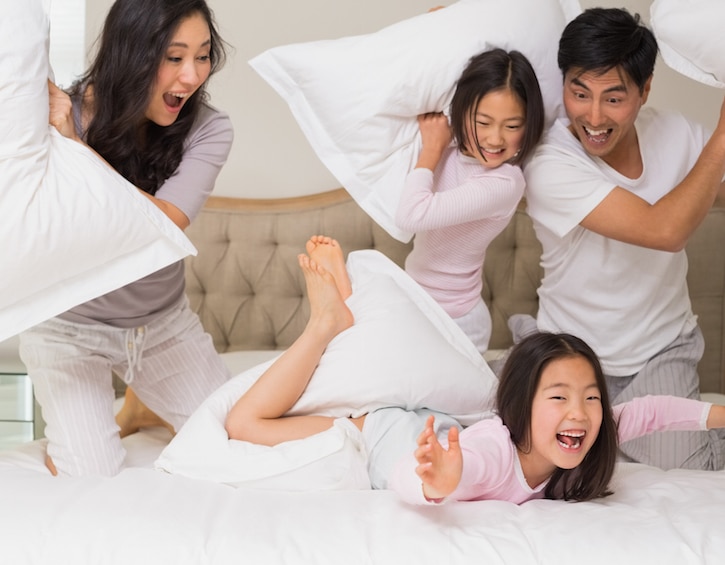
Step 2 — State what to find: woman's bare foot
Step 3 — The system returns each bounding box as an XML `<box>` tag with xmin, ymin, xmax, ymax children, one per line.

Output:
<box><xmin>298</xmin><ymin>253</ymin><xmax>354</xmax><ymax>340</ymax></box>
<box><xmin>115</xmin><ymin>387</ymin><xmax>174</xmax><ymax>438</ymax></box>
<box><xmin>305</xmin><ymin>235</ymin><xmax>353</xmax><ymax>300</ymax></box>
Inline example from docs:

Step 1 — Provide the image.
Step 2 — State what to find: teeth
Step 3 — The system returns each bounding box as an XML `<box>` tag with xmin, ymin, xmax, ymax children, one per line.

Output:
<box><xmin>559</xmin><ymin>431</ymin><xmax>585</xmax><ymax>438</ymax></box>
<box><xmin>584</xmin><ymin>126</ymin><xmax>608</xmax><ymax>136</ymax></box>
<box><xmin>557</xmin><ymin>431</ymin><xmax>584</xmax><ymax>450</ymax></box>
<box><xmin>169</xmin><ymin>92</ymin><xmax>188</xmax><ymax>99</ymax></box>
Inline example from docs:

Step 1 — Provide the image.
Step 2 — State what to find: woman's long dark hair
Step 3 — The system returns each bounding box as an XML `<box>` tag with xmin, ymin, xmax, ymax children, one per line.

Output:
<box><xmin>449</xmin><ymin>48</ymin><xmax>544</xmax><ymax>167</ymax></box>
<box><xmin>496</xmin><ymin>332</ymin><xmax>619</xmax><ymax>501</ymax></box>
<box><xmin>68</xmin><ymin>0</ymin><xmax>227</xmax><ymax>194</ymax></box>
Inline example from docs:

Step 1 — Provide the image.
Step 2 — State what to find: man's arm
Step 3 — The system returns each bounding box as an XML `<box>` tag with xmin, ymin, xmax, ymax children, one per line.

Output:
<box><xmin>581</xmin><ymin>97</ymin><xmax>725</xmax><ymax>252</ymax></box>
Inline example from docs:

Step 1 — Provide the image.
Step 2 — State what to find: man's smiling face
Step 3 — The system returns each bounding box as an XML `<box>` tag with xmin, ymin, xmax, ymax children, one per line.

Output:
<box><xmin>563</xmin><ymin>66</ymin><xmax>651</xmax><ymax>169</ymax></box>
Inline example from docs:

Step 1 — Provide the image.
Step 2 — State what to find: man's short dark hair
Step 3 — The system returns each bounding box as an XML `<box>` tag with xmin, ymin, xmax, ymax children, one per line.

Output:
<box><xmin>558</xmin><ymin>7</ymin><xmax>658</xmax><ymax>92</ymax></box>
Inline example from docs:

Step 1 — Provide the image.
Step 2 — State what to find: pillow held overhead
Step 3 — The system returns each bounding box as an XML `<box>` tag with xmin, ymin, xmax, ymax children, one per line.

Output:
<box><xmin>0</xmin><ymin>0</ymin><xmax>196</xmax><ymax>342</ymax></box>
<box><xmin>250</xmin><ymin>0</ymin><xmax>582</xmax><ymax>242</ymax></box>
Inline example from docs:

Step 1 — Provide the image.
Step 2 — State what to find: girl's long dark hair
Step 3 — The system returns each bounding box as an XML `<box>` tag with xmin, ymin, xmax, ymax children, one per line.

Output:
<box><xmin>496</xmin><ymin>332</ymin><xmax>619</xmax><ymax>501</ymax></box>
<box><xmin>68</xmin><ymin>0</ymin><xmax>227</xmax><ymax>194</ymax></box>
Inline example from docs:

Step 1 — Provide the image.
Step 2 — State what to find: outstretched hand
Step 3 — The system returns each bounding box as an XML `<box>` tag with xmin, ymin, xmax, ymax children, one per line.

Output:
<box><xmin>414</xmin><ymin>415</ymin><xmax>463</xmax><ymax>501</ymax></box>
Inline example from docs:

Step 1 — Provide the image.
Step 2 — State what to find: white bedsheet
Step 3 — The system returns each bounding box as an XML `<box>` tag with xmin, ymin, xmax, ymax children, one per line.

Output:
<box><xmin>1</xmin><ymin>418</ymin><xmax>724</xmax><ymax>564</ymax></box>
<box><xmin>2</xmin><ymin>351</ymin><xmax>724</xmax><ymax>564</ymax></box>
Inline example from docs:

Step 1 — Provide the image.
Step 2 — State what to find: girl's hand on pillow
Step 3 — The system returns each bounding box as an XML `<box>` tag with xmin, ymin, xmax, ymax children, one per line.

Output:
<box><xmin>414</xmin><ymin>112</ymin><xmax>451</xmax><ymax>172</ymax></box>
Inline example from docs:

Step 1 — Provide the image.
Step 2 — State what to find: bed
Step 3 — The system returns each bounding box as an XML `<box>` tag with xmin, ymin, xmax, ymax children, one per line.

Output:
<box><xmin>1</xmin><ymin>189</ymin><xmax>725</xmax><ymax>564</ymax></box>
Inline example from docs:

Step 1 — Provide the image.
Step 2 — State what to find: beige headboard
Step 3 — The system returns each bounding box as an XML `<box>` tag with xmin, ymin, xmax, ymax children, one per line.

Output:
<box><xmin>185</xmin><ymin>188</ymin><xmax>725</xmax><ymax>394</ymax></box>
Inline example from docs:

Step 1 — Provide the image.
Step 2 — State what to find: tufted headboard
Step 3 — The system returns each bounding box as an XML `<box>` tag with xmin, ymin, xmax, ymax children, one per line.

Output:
<box><xmin>185</xmin><ymin>188</ymin><xmax>725</xmax><ymax>394</ymax></box>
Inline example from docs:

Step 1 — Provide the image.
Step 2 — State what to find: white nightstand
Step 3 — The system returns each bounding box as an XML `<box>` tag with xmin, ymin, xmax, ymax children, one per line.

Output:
<box><xmin>0</xmin><ymin>336</ymin><xmax>36</xmax><ymax>451</ymax></box>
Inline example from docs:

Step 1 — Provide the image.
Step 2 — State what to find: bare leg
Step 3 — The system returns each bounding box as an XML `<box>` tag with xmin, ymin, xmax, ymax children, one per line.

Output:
<box><xmin>115</xmin><ymin>387</ymin><xmax>174</xmax><ymax>438</ymax></box>
<box><xmin>305</xmin><ymin>235</ymin><xmax>353</xmax><ymax>300</ymax></box>
<box><xmin>225</xmin><ymin>251</ymin><xmax>355</xmax><ymax>446</ymax></box>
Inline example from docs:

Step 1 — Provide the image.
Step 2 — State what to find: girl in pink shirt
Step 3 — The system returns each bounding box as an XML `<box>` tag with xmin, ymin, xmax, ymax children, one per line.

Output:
<box><xmin>390</xmin><ymin>332</ymin><xmax>725</xmax><ymax>504</ymax></box>
<box><xmin>224</xmin><ymin>240</ymin><xmax>725</xmax><ymax>503</ymax></box>
<box><xmin>394</xmin><ymin>49</ymin><xmax>545</xmax><ymax>354</ymax></box>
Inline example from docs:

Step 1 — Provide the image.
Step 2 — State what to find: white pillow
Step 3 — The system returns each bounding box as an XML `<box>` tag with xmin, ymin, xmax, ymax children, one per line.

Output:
<box><xmin>651</xmin><ymin>0</ymin><xmax>725</xmax><ymax>89</ymax></box>
<box><xmin>155</xmin><ymin>249</ymin><xmax>496</xmax><ymax>488</ymax></box>
<box><xmin>0</xmin><ymin>0</ymin><xmax>196</xmax><ymax>342</ymax></box>
<box><xmin>249</xmin><ymin>0</ymin><xmax>582</xmax><ymax>242</ymax></box>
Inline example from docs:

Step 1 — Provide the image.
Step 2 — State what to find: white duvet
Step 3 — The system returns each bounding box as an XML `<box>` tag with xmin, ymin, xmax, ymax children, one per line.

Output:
<box><xmin>1</xmin><ymin>409</ymin><xmax>724</xmax><ymax>564</ymax></box>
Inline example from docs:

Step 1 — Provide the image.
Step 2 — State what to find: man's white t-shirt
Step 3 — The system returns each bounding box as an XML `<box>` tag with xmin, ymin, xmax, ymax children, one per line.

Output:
<box><xmin>524</xmin><ymin>108</ymin><xmax>709</xmax><ymax>376</ymax></box>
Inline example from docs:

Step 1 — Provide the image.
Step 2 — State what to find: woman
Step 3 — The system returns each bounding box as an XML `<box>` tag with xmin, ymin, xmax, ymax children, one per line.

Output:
<box><xmin>20</xmin><ymin>0</ymin><xmax>233</xmax><ymax>477</ymax></box>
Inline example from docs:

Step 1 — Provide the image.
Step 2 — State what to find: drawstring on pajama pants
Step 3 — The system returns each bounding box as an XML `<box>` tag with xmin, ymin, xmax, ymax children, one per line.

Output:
<box><xmin>124</xmin><ymin>326</ymin><xmax>147</xmax><ymax>383</ymax></box>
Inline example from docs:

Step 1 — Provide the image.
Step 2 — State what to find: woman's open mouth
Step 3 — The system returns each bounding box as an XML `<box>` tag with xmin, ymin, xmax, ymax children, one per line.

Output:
<box><xmin>163</xmin><ymin>92</ymin><xmax>188</xmax><ymax>109</ymax></box>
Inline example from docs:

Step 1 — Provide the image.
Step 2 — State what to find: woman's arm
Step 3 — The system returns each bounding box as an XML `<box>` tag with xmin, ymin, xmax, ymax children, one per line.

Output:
<box><xmin>137</xmin><ymin>192</ymin><xmax>190</xmax><ymax>230</ymax></box>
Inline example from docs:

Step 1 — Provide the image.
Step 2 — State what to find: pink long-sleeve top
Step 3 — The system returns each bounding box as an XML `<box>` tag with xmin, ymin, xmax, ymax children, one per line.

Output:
<box><xmin>389</xmin><ymin>395</ymin><xmax>711</xmax><ymax>505</ymax></box>
<box><xmin>394</xmin><ymin>146</ymin><xmax>524</xmax><ymax>318</ymax></box>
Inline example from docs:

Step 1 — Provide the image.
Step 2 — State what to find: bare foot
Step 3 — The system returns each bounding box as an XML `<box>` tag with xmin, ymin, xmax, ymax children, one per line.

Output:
<box><xmin>298</xmin><ymin>253</ymin><xmax>354</xmax><ymax>340</ymax></box>
<box><xmin>305</xmin><ymin>235</ymin><xmax>353</xmax><ymax>300</ymax></box>
<box><xmin>115</xmin><ymin>387</ymin><xmax>175</xmax><ymax>438</ymax></box>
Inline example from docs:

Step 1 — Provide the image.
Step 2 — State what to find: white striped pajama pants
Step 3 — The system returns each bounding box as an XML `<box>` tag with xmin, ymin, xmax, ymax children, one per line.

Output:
<box><xmin>19</xmin><ymin>297</ymin><xmax>230</xmax><ymax>477</ymax></box>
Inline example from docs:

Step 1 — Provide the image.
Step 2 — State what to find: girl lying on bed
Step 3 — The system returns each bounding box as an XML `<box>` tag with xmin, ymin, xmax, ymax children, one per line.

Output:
<box><xmin>221</xmin><ymin>235</ymin><xmax>725</xmax><ymax>503</ymax></box>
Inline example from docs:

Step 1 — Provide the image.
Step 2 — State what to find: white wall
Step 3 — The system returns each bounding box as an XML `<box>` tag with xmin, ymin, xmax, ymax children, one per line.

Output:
<box><xmin>82</xmin><ymin>0</ymin><xmax>722</xmax><ymax>199</ymax></box>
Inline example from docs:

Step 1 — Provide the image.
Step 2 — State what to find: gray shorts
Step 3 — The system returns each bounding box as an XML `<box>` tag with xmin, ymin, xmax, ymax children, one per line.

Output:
<box><xmin>362</xmin><ymin>406</ymin><xmax>461</xmax><ymax>489</ymax></box>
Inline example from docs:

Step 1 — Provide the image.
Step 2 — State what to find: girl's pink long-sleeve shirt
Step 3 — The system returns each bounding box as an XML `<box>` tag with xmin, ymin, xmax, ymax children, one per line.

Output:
<box><xmin>390</xmin><ymin>395</ymin><xmax>711</xmax><ymax>505</ymax></box>
<box><xmin>395</xmin><ymin>146</ymin><xmax>524</xmax><ymax>318</ymax></box>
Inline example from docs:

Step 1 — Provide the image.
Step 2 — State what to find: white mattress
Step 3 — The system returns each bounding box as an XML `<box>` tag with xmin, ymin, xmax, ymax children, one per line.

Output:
<box><xmin>1</xmin><ymin>350</ymin><xmax>724</xmax><ymax>564</ymax></box>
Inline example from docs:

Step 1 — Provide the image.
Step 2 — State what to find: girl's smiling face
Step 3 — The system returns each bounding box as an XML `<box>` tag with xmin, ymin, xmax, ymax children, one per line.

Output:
<box><xmin>517</xmin><ymin>355</ymin><xmax>603</xmax><ymax>488</ymax></box>
<box><xmin>145</xmin><ymin>12</ymin><xmax>212</xmax><ymax>126</ymax></box>
<box><xmin>463</xmin><ymin>88</ymin><xmax>526</xmax><ymax>169</ymax></box>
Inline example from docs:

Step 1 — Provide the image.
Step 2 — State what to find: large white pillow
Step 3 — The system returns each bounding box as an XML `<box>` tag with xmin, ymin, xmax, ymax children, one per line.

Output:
<box><xmin>0</xmin><ymin>0</ymin><xmax>195</xmax><ymax>342</ymax></box>
<box><xmin>250</xmin><ymin>0</ymin><xmax>582</xmax><ymax>242</ymax></box>
<box><xmin>651</xmin><ymin>0</ymin><xmax>725</xmax><ymax>89</ymax></box>
<box><xmin>155</xmin><ymin>249</ymin><xmax>496</xmax><ymax>488</ymax></box>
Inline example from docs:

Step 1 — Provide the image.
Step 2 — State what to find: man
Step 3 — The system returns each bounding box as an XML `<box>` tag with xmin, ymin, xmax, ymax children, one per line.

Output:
<box><xmin>518</xmin><ymin>7</ymin><xmax>725</xmax><ymax>470</ymax></box>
